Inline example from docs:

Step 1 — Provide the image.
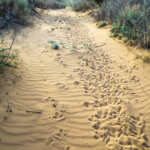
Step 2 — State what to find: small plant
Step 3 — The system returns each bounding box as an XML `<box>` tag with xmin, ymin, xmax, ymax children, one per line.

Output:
<box><xmin>71</xmin><ymin>45</ymin><xmax>78</xmax><ymax>53</ymax></box>
<box><xmin>112</xmin><ymin>33</ymin><xmax>119</xmax><ymax>37</ymax></box>
<box><xmin>51</xmin><ymin>44</ymin><xmax>59</xmax><ymax>50</ymax></box>
<box><xmin>66</xmin><ymin>27</ymin><xmax>71</xmax><ymax>31</ymax></box>
<box><xmin>51</xmin><ymin>28</ymin><xmax>55</xmax><ymax>31</ymax></box>
<box><xmin>48</xmin><ymin>40</ymin><xmax>56</xmax><ymax>44</ymax></box>
<box><xmin>83</xmin><ymin>43</ymin><xmax>92</xmax><ymax>51</ymax></box>
<box><xmin>4</xmin><ymin>116</ymin><xmax>8</xmax><ymax>121</ymax></box>
<box><xmin>118</xmin><ymin>35</ymin><xmax>122</xmax><ymax>40</ymax></box>
<box><xmin>123</xmin><ymin>38</ymin><xmax>128</xmax><ymax>43</ymax></box>
<box><xmin>98</xmin><ymin>22</ymin><xmax>107</xmax><ymax>28</ymax></box>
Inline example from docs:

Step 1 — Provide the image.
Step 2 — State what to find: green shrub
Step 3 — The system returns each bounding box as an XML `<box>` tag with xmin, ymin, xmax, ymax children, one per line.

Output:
<box><xmin>34</xmin><ymin>0</ymin><xmax>66</xmax><ymax>9</ymax></box>
<box><xmin>51</xmin><ymin>44</ymin><xmax>59</xmax><ymax>50</ymax></box>
<box><xmin>72</xmin><ymin>0</ymin><xmax>96</xmax><ymax>12</ymax></box>
<box><xmin>0</xmin><ymin>0</ymin><xmax>30</xmax><ymax>27</ymax></box>
<box><xmin>98</xmin><ymin>22</ymin><xmax>107</xmax><ymax>28</ymax></box>
<box><xmin>97</xmin><ymin>0</ymin><xmax>150</xmax><ymax>48</ymax></box>
<box><xmin>0</xmin><ymin>0</ymin><xmax>66</xmax><ymax>28</ymax></box>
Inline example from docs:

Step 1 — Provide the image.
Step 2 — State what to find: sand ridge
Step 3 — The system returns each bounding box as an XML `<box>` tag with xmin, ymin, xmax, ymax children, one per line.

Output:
<box><xmin>0</xmin><ymin>8</ymin><xmax>150</xmax><ymax>150</ymax></box>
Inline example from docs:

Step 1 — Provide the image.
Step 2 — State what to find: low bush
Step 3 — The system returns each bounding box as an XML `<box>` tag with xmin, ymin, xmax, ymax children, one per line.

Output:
<box><xmin>0</xmin><ymin>0</ymin><xmax>30</xmax><ymax>28</ymax></box>
<box><xmin>0</xmin><ymin>0</ymin><xmax>66</xmax><ymax>28</ymax></box>
<box><xmin>97</xmin><ymin>0</ymin><xmax>150</xmax><ymax>48</ymax></box>
<box><xmin>34</xmin><ymin>0</ymin><xmax>66</xmax><ymax>9</ymax></box>
<box><xmin>97</xmin><ymin>22</ymin><xmax>107</xmax><ymax>28</ymax></box>
<box><xmin>0</xmin><ymin>31</ymin><xmax>16</xmax><ymax>69</ymax></box>
<box><xmin>72</xmin><ymin>0</ymin><xmax>96</xmax><ymax>12</ymax></box>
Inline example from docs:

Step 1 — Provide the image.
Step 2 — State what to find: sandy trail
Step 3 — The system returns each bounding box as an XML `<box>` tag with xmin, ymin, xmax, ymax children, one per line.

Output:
<box><xmin>0</xmin><ymin>8</ymin><xmax>150</xmax><ymax>150</ymax></box>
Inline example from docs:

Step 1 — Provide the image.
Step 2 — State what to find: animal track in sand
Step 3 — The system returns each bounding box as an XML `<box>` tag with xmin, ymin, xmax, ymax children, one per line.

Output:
<box><xmin>54</xmin><ymin>83</ymin><xmax>69</xmax><ymax>90</ymax></box>
<box><xmin>47</xmin><ymin>128</ymin><xmax>67</xmax><ymax>145</ymax></box>
<box><xmin>52</xmin><ymin>111</ymin><xmax>67</xmax><ymax>122</ymax></box>
<box><xmin>59</xmin><ymin>84</ymin><xmax>69</xmax><ymax>90</ymax></box>
<box><xmin>89</xmin><ymin>106</ymin><xmax>149</xmax><ymax>149</ymax></box>
<box><xmin>55</xmin><ymin>54</ymin><xmax>68</xmax><ymax>67</ymax></box>
<box><xmin>76</xmin><ymin>43</ymin><xmax>150</xmax><ymax>149</ymax></box>
<box><xmin>73</xmin><ymin>81</ymin><xmax>80</xmax><ymax>86</ymax></box>
<box><xmin>67</xmin><ymin>75</ymin><xmax>74</xmax><ymax>80</ymax></box>
<box><xmin>44</xmin><ymin>96</ymin><xmax>67</xmax><ymax>122</ymax></box>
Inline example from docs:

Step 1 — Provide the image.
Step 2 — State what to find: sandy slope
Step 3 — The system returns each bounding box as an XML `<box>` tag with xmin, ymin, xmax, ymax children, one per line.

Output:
<box><xmin>0</xmin><ymin>8</ymin><xmax>150</xmax><ymax>150</ymax></box>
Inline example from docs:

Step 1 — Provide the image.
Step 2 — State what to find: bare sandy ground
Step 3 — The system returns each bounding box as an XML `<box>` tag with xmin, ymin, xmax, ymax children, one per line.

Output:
<box><xmin>0</xmin><ymin>8</ymin><xmax>150</xmax><ymax>150</ymax></box>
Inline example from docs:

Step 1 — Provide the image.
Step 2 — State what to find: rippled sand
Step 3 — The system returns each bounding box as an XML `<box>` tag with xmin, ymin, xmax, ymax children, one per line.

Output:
<box><xmin>0</xmin><ymin>8</ymin><xmax>150</xmax><ymax>150</ymax></box>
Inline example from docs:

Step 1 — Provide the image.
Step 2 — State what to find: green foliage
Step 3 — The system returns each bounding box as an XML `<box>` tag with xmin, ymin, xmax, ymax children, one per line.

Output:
<box><xmin>71</xmin><ymin>45</ymin><xmax>78</xmax><ymax>53</ymax></box>
<box><xmin>123</xmin><ymin>38</ymin><xmax>128</xmax><ymax>43</ymax></box>
<box><xmin>34</xmin><ymin>0</ymin><xmax>66</xmax><ymax>9</ymax></box>
<box><xmin>98</xmin><ymin>0</ymin><xmax>150</xmax><ymax>48</ymax></box>
<box><xmin>71</xmin><ymin>0</ymin><xmax>96</xmax><ymax>12</ymax></box>
<box><xmin>0</xmin><ymin>47</ymin><xmax>9</xmax><ymax>67</ymax></box>
<box><xmin>118</xmin><ymin>35</ymin><xmax>122</xmax><ymax>40</ymax></box>
<box><xmin>48</xmin><ymin>40</ymin><xmax>56</xmax><ymax>44</ymax></box>
<box><xmin>98</xmin><ymin>22</ymin><xmax>107</xmax><ymax>28</ymax></box>
<box><xmin>66</xmin><ymin>27</ymin><xmax>71</xmax><ymax>30</ymax></box>
<box><xmin>51</xmin><ymin>44</ymin><xmax>59</xmax><ymax>50</ymax></box>
<box><xmin>112</xmin><ymin>33</ymin><xmax>119</xmax><ymax>37</ymax></box>
<box><xmin>0</xmin><ymin>0</ymin><xmax>30</xmax><ymax>27</ymax></box>
<box><xmin>0</xmin><ymin>0</ymin><xmax>66</xmax><ymax>28</ymax></box>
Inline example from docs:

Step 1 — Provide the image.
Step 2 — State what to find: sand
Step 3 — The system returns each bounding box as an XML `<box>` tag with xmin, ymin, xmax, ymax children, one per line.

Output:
<box><xmin>0</xmin><ymin>8</ymin><xmax>150</xmax><ymax>150</ymax></box>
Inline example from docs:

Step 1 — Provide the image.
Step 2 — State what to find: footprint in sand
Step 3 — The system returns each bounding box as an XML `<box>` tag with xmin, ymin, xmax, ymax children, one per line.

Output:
<box><xmin>52</xmin><ymin>111</ymin><xmax>66</xmax><ymax>122</ymax></box>
<box><xmin>89</xmin><ymin>105</ymin><xmax>149</xmax><ymax>149</ymax></box>
<box><xmin>54</xmin><ymin>83</ymin><xmax>69</xmax><ymax>90</ymax></box>
<box><xmin>47</xmin><ymin>128</ymin><xmax>67</xmax><ymax>145</ymax></box>
<box><xmin>67</xmin><ymin>75</ymin><xmax>74</xmax><ymax>80</ymax></box>
<box><xmin>73</xmin><ymin>81</ymin><xmax>80</xmax><ymax>86</ymax></box>
<box><xmin>83</xmin><ymin>101</ymin><xmax>90</xmax><ymax>108</ymax></box>
<box><xmin>59</xmin><ymin>84</ymin><xmax>69</xmax><ymax>90</ymax></box>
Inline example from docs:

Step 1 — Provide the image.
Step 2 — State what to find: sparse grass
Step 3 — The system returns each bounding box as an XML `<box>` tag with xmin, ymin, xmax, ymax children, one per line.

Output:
<box><xmin>143</xmin><ymin>56</ymin><xmax>150</xmax><ymax>63</ymax></box>
<box><xmin>83</xmin><ymin>43</ymin><xmax>93</xmax><ymax>51</ymax></box>
<box><xmin>71</xmin><ymin>45</ymin><xmax>78</xmax><ymax>53</ymax></box>
<box><xmin>135</xmin><ymin>54</ymin><xmax>150</xmax><ymax>63</ymax></box>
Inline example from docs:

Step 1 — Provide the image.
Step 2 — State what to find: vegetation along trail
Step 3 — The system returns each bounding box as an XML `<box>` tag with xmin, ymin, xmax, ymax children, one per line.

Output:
<box><xmin>0</xmin><ymin>8</ymin><xmax>150</xmax><ymax>150</ymax></box>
